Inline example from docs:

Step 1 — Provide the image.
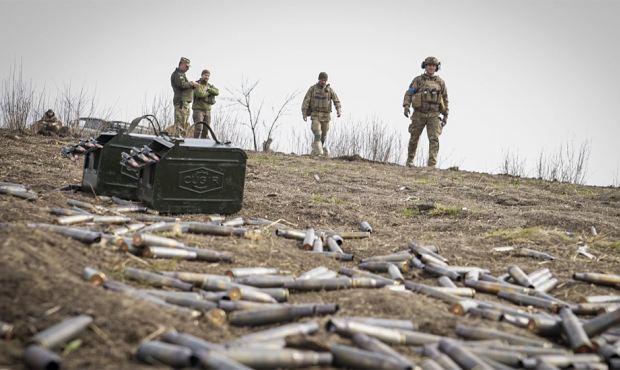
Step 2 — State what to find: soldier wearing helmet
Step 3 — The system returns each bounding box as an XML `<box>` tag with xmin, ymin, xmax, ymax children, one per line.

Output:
<box><xmin>31</xmin><ymin>109</ymin><xmax>70</xmax><ymax>136</ymax></box>
<box><xmin>302</xmin><ymin>72</ymin><xmax>342</xmax><ymax>156</ymax></box>
<box><xmin>403</xmin><ymin>56</ymin><xmax>449</xmax><ymax>167</ymax></box>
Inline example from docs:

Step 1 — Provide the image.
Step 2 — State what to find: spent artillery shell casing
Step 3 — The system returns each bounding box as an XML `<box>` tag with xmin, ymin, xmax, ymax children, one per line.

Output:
<box><xmin>312</xmin><ymin>251</ymin><xmax>353</xmax><ymax>260</ymax></box>
<box><xmin>327</xmin><ymin>318</ymin><xmax>440</xmax><ymax>345</ymax></box>
<box><xmin>311</xmin><ymin>237</ymin><xmax>323</xmax><ymax>252</ymax></box>
<box><xmin>136</xmin><ymin>340</ymin><xmax>199</xmax><ymax>368</ymax></box>
<box><xmin>573</xmin><ymin>272</ymin><xmax>620</xmax><ymax>288</ymax></box>
<box><xmin>226</xmin><ymin>267</ymin><xmax>279</xmax><ymax>278</ymax></box>
<box><xmin>161</xmin><ymin>330</ymin><xmax>224</xmax><ymax>352</ymax></box>
<box><xmin>455</xmin><ymin>324</ymin><xmax>550</xmax><ymax>347</ymax></box>
<box><xmin>202</xmin><ymin>279</ymin><xmax>276</xmax><ymax>303</ymax></box>
<box><xmin>464</xmin><ymin>279</ymin><xmax>532</xmax><ymax>295</ymax></box>
<box><xmin>218</xmin><ymin>300</ymin><xmax>280</xmax><ymax>312</ymax></box>
<box><xmin>508</xmin><ymin>265</ymin><xmax>535</xmax><ymax>288</ymax></box>
<box><xmin>141</xmin><ymin>222</ymin><xmax>184</xmax><ymax>235</ymax></box>
<box><xmin>83</xmin><ymin>267</ymin><xmax>106</xmax><ymax>286</ymax></box>
<box><xmin>527</xmin><ymin>316</ymin><xmax>563</xmax><ymax>337</ymax></box>
<box><xmin>497</xmin><ymin>290</ymin><xmax>562</xmax><ymax>312</ymax></box>
<box><xmin>420</xmin><ymin>253</ymin><xmax>448</xmax><ymax>267</ymax></box>
<box><xmin>338</xmin><ymin>267</ymin><xmax>396</xmax><ymax>285</ymax></box>
<box><xmin>312</xmin><ymin>269</ymin><xmax>339</xmax><ymax>280</ymax></box>
<box><xmin>421</xmin><ymin>344</ymin><xmax>461</xmax><ymax>370</ymax></box>
<box><xmin>579</xmin><ymin>295</ymin><xmax>620</xmax><ymax>304</ymax></box>
<box><xmin>124</xmin><ymin>267</ymin><xmax>193</xmax><ymax>291</ymax></box>
<box><xmin>274</xmin><ymin>228</ymin><xmax>306</xmax><ymax>240</ymax></box>
<box><xmin>438</xmin><ymin>276</ymin><xmax>457</xmax><ymax>288</ymax></box>
<box><xmin>420</xmin><ymin>358</ymin><xmax>444</xmax><ymax>370</ymax></box>
<box><xmin>135</xmin><ymin>214</ymin><xmax>180</xmax><ymax>223</ymax></box>
<box><xmin>284</xmin><ymin>277</ymin><xmax>352</xmax><ymax>291</ymax></box>
<box><xmin>528</xmin><ymin>268</ymin><xmax>551</xmax><ymax>282</ymax></box>
<box><xmin>346</xmin><ymin>317</ymin><xmax>417</xmax><ymax>331</ymax></box>
<box><xmin>49</xmin><ymin>207</ymin><xmax>83</xmax><ymax>216</ymax></box>
<box><xmin>0</xmin><ymin>185</ymin><xmax>37</xmax><ymax>200</ymax></box>
<box><xmin>408</xmin><ymin>243</ymin><xmax>445</xmax><ymax>260</ymax></box>
<box><xmin>92</xmin><ymin>215</ymin><xmax>131</xmax><ymax>224</ymax></box>
<box><xmin>360</xmin><ymin>261</ymin><xmax>409</xmax><ymax>273</ymax></box>
<box><xmin>404</xmin><ymin>281</ymin><xmax>463</xmax><ymax>304</ymax></box>
<box><xmin>222</xmin><ymin>216</ymin><xmax>245</xmax><ymax>227</ymax></box>
<box><xmin>231</xmin><ymin>321</ymin><xmax>320</xmax><ymax>346</ymax></box>
<box><xmin>449</xmin><ymin>299</ymin><xmax>479</xmax><ymax>316</ymax></box>
<box><xmin>23</xmin><ymin>345</ymin><xmax>61</xmax><ymax>370</ymax></box>
<box><xmin>252</xmin><ymin>287</ymin><xmax>289</xmax><ymax>302</ymax></box>
<box><xmin>302</xmin><ymin>228</ymin><xmax>316</xmax><ymax>250</ymax></box>
<box><xmin>361</xmin><ymin>251</ymin><xmax>411</xmax><ymax>263</ymax></box>
<box><xmin>195</xmin><ymin>349</ymin><xmax>253</xmax><ymax>370</ymax></box>
<box><xmin>185</xmin><ymin>222</ymin><xmax>248</xmax><ymax>237</ymax></box>
<box><xmin>423</xmin><ymin>264</ymin><xmax>461</xmax><ymax>281</ymax></box>
<box><xmin>181</xmin><ymin>247</ymin><xmax>233</xmax><ymax>262</ymax></box>
<box><xmin>66</xmin><ymin>198</ymin><xmax>97</xmax><ymax>211</ymax></box>
<box><xmin>56</xmin><ymin>214</ymin><xmax>94</xmax><ymax>225</ymax></box>
<box><xmin>330</xmin><ymin>343</ymin><xmax>411</xmax><ymax>370</ymax></box>
<box><xmin>32</xmin><ymin>224</ymin><xmax>102</xmax><ymax>244</ymax></box>
<box><xmin>352</xmin><ymin>333</ymin><xmax>415</xmax><ymax>369</ymax></box>
<box><xmin>229</xmin><ymin>304</ymin><xmax>337</xmax><ymax>326</ymax></box>
<box><xmin>223</xmin><ymin>348</ymin><xmax>332</xmax><ymax>369</ymax></box>
<box><xmin>161</xmin><ymin>272</ymin><xmax>230</xmax><ymax>285</ymax></box>
<box><xmin>468</xmin><ymin>306</ymin><xmax>504</xmax><ymax>321</ymax></box>
<box><xmin>409</xmin><ymin>256</ymin><xmax>425</xmax><ymax>269</ymax></box>
<box><xmin>132</xmin><ymin>233</ymin><xmax>184</xmax><ymax>248</ymax></box>
<box><xmin>465</xmin><ymin>269</ymin><xmax>480</xmax><ymax>281</ymax></box>
<box><xmin>141</xmin><ymin>290</ymin><xmax>203</xmax><ymax>301</ymax></box>
<box><xmin>143</xmin><ymin>246</ymin><xmax>197</xmax><ymax>260</ymax></box>
<box><xmin>582</xmin><ymin>305</ymin><xmax>620</xmax><ymax>337</ymax></box>
<box><xmin>388</xmin><ymin>263</ymin><xmax>405</xmax><ymax>282</ymax></box>
<box><xmin>111</xmin><ymin>222</ymin><xmax>146</xmax><ymax>236</ymax></box>
<box><xmin>359</xmin><ymin>221</ymin><xmax>373</xmax><ymax>233</ymax></box>
<box><xmin>434</xmin><ymin>287</ymin><xmax>475</xmax><ymax>297</ymax></box>
<box><xmin>31</xmin><ymin>315</ymin><xmax>93</xmax><ymax>350</ymax></box>
<box><xmin>233</xmin><ymin>274</ymin><xmax>294</xmax><ymax>288</ymax></box>
<box><xmin>110</xmin><ymin>204</ymin><xmax>148</xmax><ymax>213</ymax></box>
<box><xmin>325</xmin><ymin>236</ymin><xmax>344</xmax><ymax>253</ymax></box>
<box><xmin>536</xmin><ymin>278</ymin><xmax>559</xmax><ymax>293</ymax></box>
<box><xmin>570</xmin><ymin>302</ymin><xmax>617</xmax><ymax>315</ymax></box>
<box><xmin>437</xmin><ymin>339</ymin><xmax>494</xmax><ymax>370</ymax></box>
<box><xmin>298</xmin><ymin>266</ymin><xmax>330</xmax><ymax>280</ymax></box>
<box><xmin>518</xmin><ymin>248</ymin><xmax>556</xmax><ymax>260</ymax></box>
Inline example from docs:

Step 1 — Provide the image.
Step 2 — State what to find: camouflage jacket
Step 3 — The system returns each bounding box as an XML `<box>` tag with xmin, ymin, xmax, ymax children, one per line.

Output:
<box><xmin>192</xmin><ymin>81</ymin><xmax>219</xmax><ymax>111</ymax></box>
<box><xmin>403</xmin><ymin>73</ymin><xmax>449</xmax><ymax>115</ymax></box>
<box><xmin>170</xmin><ymin>68</ymin><xmax>194</xmax><ymax>105</ymax></box>
<box><xmin>302</xmin><ymin>83</ymin><xmax>341</xmax><ymax>116</ymax></box>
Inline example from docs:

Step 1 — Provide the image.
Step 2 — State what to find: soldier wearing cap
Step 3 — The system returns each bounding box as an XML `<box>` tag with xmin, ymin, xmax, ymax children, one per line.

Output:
<box><xmin>301</xmin><ymin>72</ymin><xmax>341</xmax><ymax>156</ymax></box>
<box><xmin>31</xmin><ymin>109</ymin><xmax>69</xmax><ymax>136</ymax></box>
<box><xmin>403</xmin><ymin>56</ymin><xmax>449</xmax><ymax>168</ymax></box>
<box><xmin>170</xmin><ymin>57</ymin><xmax>198</xmax><ymax>136</ymax></box>
<box><xmin>191</xmin><ymin>69</ymin><xmax>219</xmax><ymax>139</ymax></box>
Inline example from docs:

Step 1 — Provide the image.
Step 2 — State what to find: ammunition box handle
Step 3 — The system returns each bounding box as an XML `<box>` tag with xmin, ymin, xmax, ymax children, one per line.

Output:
<box><xmin>127</xmin><ymin>115</ymin><xmax>162</xmax><ymax>136</ymax></box>
<box><xmin>194</xmin><ymin>121</ymin><xmax>221</xmax><ymax>144</ymax></box>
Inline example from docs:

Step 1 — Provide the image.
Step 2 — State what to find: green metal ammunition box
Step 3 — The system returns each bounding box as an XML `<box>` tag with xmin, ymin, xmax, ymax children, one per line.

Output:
<box><xmin>137</xmin><ymin>137</ymin><xmax>247</xmax><ymax>214</ymax></box>
<box><xmin>81</xmin><ymin>130</ymin><xmax>156</xmax><ymax>200</ymax></box>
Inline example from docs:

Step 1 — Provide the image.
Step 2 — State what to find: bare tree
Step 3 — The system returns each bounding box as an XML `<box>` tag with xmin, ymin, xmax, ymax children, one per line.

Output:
<box><xmin>535</xmin><ymin>140</ymin><xmax>591</xmax><ymax>184</ymax></box>
<box><xmin>141</xmin><ymin>91</ymin><xmax>173</xmax><ymax>131</ymax></box>
<box><xmin>228</xmin><ymin>79</ymin><xmax>263</xmax><ymax>151</ymax></box>
<box><xmin>501</xmin><ymin>149</ymin><xmax>526</xmax><ymax>177</ymax></box>
<box><xmin>228</xmin><ymin>78</ymin><xmax>299</xmax><ymax>152</ymax></box>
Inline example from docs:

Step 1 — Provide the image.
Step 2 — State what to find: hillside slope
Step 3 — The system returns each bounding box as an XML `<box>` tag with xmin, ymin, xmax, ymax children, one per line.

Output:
<box><xmin>0</xmin><ymin>129</ymin><xmax>619</xmax><ymax>369</ymax></box>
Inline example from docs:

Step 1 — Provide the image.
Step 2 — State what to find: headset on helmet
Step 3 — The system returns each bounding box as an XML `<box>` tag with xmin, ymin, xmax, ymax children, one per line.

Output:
<box><xmin>421</xmin><ymin>56</ymin><xmax>441</xmax><ymax>71</ymax></box>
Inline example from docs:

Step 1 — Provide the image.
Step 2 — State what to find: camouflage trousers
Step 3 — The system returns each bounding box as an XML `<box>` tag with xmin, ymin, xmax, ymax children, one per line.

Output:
<box><xmin>192</xmin><ymin>109</ymin><xmax>212</xmax><ymax>139</ymax></box>
<box><xmin>407</xmin><ymin>111</ymin><xmax>442</xmax><ymax>167</ymax></box>
<box><xmin>310</xmin><ymin>112</ymin><xmax>330</xmax><ymax>156</ymax></box>
<box><xmin>174</xmin><ymin>102</ymin><xmax>190</xmax><ymax>137</ymax></box>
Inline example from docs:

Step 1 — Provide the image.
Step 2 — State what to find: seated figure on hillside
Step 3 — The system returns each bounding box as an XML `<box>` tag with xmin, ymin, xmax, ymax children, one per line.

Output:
<box><xmin>31</xmin><ymin>109</ymin><xmax>70</xmax><ymax>136</ymax></box>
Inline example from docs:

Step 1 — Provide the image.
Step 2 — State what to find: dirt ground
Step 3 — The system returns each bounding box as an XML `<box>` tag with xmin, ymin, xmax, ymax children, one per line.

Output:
<box><xmin>0</xmin><ymin>129</ymin><xmax>619</xmax><ymax>369</ymax></box>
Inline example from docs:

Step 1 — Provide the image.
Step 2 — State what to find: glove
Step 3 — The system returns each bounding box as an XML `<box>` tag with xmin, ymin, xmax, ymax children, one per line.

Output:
<box><xmin>404</xmin><ymin>107</ymin><xmax>410</xmax><ymax>118</ymax></box>
<box><xmin>302</xmin><ymin>116</ymin><xmax>307</xmax><ymax>122</ymax></box>
<box><xmin>337</xmin><ymin>111</ymin><xmax>341</xmax><ymax>118</ymax></box>
<box><xmin>441</xmin><ymin>115</ymin><xmax>448</xmax><ymax>127</ymax></box>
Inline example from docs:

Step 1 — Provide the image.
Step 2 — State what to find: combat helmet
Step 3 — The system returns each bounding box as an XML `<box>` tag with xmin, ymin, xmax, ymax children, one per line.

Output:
<box><xmin>421</xmin><ymin>56</ymin><xmax>441</xmax><ymax>71</ymax></box>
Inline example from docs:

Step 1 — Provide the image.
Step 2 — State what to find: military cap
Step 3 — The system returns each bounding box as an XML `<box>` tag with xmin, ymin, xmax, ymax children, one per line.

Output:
<box><xmin>318</xmin><ymin>72</ymin><xmax>328</xmax><ymax>80</ymax></box>
<box><xmin>179</xmin><ymin>57</ymin><xmax>191</xmax><ymax>65</ymax></box>
<box><xmin>201</xmin><ymin>69</ymin><xmax>211</xmax><ymax>75</ymax></box>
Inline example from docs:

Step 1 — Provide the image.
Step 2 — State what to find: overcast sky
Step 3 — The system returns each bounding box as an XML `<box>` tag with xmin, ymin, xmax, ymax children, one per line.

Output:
<box><xmin>1</xmin><ymin>0</ymin><xmax>619</xmax><ymax>185</ymax></box>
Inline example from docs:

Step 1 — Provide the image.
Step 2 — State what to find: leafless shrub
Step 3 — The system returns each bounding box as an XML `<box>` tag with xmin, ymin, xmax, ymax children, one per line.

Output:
<box><xmin>327</xmin><ymin>116</ymin><xmax>404</xmax><ymax>163</ymax></box>
<box><xmin>500</xmin><ymin>149</ymin><xmax>527</xmax><ymax>177</ymax></box>
<box><xmin>141</xmin><ymin>91</ymin><xmax>173</xmax><ymax>130</ymax></box>
<box><xmin>0</xmin><ymin>63</ymin><xmax>37</xmax><ymax>130</ymax></box>
<box><xmin>536</xmin><ymin>140</ymin><xmax>591</xmax><ymax>184</ymax></box>
<box><xmin>211</xmin><ymin>107</ymin><xmax>252</xmax><ymax>148</ymax></box>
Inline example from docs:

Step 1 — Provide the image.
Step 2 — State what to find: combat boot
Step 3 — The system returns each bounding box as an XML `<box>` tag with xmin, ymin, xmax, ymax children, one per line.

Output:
<box><xmin>322</xmin><ymin>146</ymin><xmax>329</xmax><ymax>157</ymax></box>
<box><xmin>310</xmin><ymin>141</ymin><xmax>324</xmax><ymax>156</ymax></box>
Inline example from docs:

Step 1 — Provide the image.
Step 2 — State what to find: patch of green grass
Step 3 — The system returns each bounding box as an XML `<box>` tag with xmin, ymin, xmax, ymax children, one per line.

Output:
<box><xmin>149</xmin><ymin>259</ymin><xmax>179</xmax><ymax>272</ymax></box>
<box><xmin>485</xmin><ymin>227</ymin><xmax>573</xmax><ymax>245</ymax></box>
<box><xmin>250</xmin><ymin>154</ymin><xmax>278</xmax><ymax>165</ymax></box>
<box><xmin>592</xmin><ymin>239</ymin><xmax>620</xmax><ymax>249</ymax></box>
<box><xmin>400</xmin><ymin>208</ymin><xmax>419</xmax><ymax>218</ymax></box>
<box><xmin>311</xmin><ymin>195</ymin><xmax>342</xmax><ymax>205</ymax></box>
<box><xmin>429</xmin><ymin>205</ymin><xmax>462</xmax><ymax>217</ymax></box>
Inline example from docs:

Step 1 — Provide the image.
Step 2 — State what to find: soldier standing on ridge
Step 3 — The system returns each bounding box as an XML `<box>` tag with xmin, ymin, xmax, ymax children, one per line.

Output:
<box><xmin>302</xmin><ymin>72</ymin><xmax>341</xmax><ymax>156</ymax></box>
<box><xmin>403</xmin><ymin>56</ymin><xmax>449</xmax><ymax>168</ymax></box>
<box><xmin>192</xmin><ymin>69</ymin><xmax>219</xmax><ymax>139</ymax></box>
<box><xmin>170</xmin><ymin>57</ymin><xmax>198</xmax><ymax>136</ymax></box>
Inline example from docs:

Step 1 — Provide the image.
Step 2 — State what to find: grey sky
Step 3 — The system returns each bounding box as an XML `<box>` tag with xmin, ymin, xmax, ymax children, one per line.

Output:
<box><xmin>1</xmin><ymin>0</ymin><xmax>619</xmax><ymax>185</ymax></box>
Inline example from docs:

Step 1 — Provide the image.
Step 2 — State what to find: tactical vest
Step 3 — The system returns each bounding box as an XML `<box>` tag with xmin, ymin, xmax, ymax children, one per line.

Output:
<box><xmin>412</xmin><ymin>76</ymin><xmax>445</xmax><ymax>113</ymax></box>
<box><xmin>310</xmin><ymin>85</ymin><xmax>334</xmax><ymax>113</ymax></box>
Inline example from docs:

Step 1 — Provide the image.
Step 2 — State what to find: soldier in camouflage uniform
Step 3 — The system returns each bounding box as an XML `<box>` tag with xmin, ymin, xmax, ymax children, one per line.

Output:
<box><xmin>403</xmin><ymin>56</ymin><xmax>449</xmax><ymax>167</ymax></box>
<box><xmin>31</xmin><ymin>109</ymin><xmax>69</xmax><ymax>136</ymax></box>
<box><xmin>302</xmin><ymin>72</ymin><xmax>341</xmax><ymax>156</ymax></box>
<box><xmin>170</xmin><ymin>57</ymin><xmax>197</xmax><ymax>136</ymax></box>
<box><xmin>191</xmin><ymin>69</ymin><xmax>219</xmax><ymax>139</ymax></box>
